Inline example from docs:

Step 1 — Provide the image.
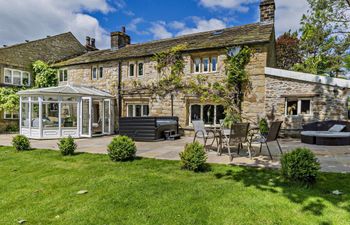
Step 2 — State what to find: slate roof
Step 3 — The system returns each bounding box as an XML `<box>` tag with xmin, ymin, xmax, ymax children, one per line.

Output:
<box><xmin>0</xmin><ymin>32</ymin><xmax>86</xmax><ymax>68</ymax></box>
<box><xmin>54</xmin><ymin>22</ymin><xmax>274</xmax><ymax>67</ymax></box>
<box><xmin>17</xmin><ymin>85</ymin><xmax>114</xmax><ymax>98</ymax></box>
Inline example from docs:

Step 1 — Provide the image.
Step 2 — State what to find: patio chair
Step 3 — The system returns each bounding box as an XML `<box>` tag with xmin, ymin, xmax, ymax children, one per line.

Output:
<box><xmin>222</xmin><ymin>122</ymin><xmax>251</xmax><ymax>161</ymax></box>
<box><xmin>192</xmin><ymin>120</ymin><xmax>218</xmax><ymax>152</ymax></box>
<box><xmin>257</xmin><ymin>121</ymin><xmax>283</xmax><ymax>160</ymax></box>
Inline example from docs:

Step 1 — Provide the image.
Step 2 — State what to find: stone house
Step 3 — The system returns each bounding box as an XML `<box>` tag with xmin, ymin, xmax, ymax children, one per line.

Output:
<box><xmin>53</xmin><ymin>0</ymin><xmax>350</xmax><ymax>135</ymax></box>
<box><xmin>0</xmin><ymin>32</ymin><xmax>87</xmax><ymax>132</ymax></box>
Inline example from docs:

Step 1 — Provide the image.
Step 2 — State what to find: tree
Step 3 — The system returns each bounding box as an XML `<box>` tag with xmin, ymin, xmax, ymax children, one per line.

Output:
<box><xmin>276</xmin><ymin>31</ymin><xmax>302</xmax><ymax>70</ymax></box>
<box><xmin>0</xmin><ymin>87</ymin><xmax>21</xmax><ymax>113</ymax></box>
<box><xmin>293</xmin><ymin>0</ymin><xmax>350</xmax><ymax>76</ymax></box>
<box><xmin>32</xmin><ymin>60</ymin><xmax>58</xmax><ymax>88</ymax></box>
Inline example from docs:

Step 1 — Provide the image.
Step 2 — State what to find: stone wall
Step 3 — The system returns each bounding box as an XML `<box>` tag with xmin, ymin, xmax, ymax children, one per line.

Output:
<box><xmin>265</xmin><ymin>75</ymin><xmax>350</xmax><ymax>130</ymax></box>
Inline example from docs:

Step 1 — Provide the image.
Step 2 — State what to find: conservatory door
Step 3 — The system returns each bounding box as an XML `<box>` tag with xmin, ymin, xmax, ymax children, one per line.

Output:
<box><xmin>103</xmin><ymin>99</ymin><xmax>111</xmax><ymax>134</ymax></box>
<box><xmin>81</xmin><ymin>97</ymin><xmax>91</xmax><ymax>137</ymax></box>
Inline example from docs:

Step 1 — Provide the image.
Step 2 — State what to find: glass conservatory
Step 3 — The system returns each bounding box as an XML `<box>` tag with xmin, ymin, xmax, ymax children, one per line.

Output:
<box><xmin>17</xmin><ymin>85</ymin><xmax>115</xmax><ymax>139</ymax></box>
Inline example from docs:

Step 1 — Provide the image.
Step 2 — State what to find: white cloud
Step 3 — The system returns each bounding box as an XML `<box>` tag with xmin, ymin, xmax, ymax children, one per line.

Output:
<box><xmin>149</xmin><ymin>22</ymin><xmax>173</xmax><ymax>39</ymax></box>
<box><xmin>275</xmin><ymin>0</ymin><xmax>309</xmax><ymax>35</ymax></box>
<box><xmin>176</xmin><ymin>18</ymin><xmax>227</xmax><ymax>36</ymax></box>
<box><xmin>199</xmin><ymin>0</ymin><xmax>259</xmax><ymax>12</ymax></box>
<box><xmin>128</xmin><ymin>18</ymin><xmax>149</xmax><ymax>35</ymax></box>
<box><xmin>169</xmin><ymin>21</ymin><xmax>186</xmax><ymax>30</ymax></box>
<box><xmin>0</xmin><ymin>0</ymin><xmax>117</xmax><ymax>49</ymax></box>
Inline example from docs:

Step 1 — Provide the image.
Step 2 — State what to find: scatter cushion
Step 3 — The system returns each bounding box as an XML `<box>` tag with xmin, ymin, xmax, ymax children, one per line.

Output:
<box><xmin>328</xmin><ymin>124</ymin><xmax>346</xmax><ymax>132</ymax></box>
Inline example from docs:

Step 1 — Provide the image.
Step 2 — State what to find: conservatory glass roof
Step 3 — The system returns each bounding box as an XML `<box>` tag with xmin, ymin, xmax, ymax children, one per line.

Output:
<box><xmin>17</xmin><ymin>85</ymin><xmax>114</xmax><ymax>98</ymax></box>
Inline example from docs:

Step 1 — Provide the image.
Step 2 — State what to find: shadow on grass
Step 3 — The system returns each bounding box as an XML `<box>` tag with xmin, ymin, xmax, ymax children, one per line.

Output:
<box><xmin>214</xmin><ymin>166</ymin><xmax>350</xmax><ymax>217</ymax></box>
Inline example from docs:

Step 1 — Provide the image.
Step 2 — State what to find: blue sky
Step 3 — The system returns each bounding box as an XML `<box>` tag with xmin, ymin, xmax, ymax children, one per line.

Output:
<box><xmin>0</xmin><ymin>0</ymin><xmax>309</xmax><ymax>49</ymax></box>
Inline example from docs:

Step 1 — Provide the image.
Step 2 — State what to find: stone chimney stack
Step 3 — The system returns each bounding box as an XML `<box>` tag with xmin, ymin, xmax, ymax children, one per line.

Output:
<box><xmin>111</xmin><ymin>26</ymin><xmax>131</xmax><ymax>50</ymax></box>
<box><xmin>85</xmin><ymin>36</ymin><xmax>98</xmax><ymax>51</ymax></box>
<box><xmin>260</xmin><ymin>0</ymin><xmax>275</xmax><ymax>23</ymax></box>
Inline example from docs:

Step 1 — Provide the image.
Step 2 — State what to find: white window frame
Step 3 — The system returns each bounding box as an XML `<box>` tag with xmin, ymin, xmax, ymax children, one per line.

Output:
<box><xmin>4</xmin><ymin>68</ymin><xmax>31</xmax><ymax>86</ymax></box>
<box><xmin>193</xmin><ymin>58</ymin><xmax>201</xmax><ymax>73</ymax></box>
<box><xmin>285</xmin><ymin>98</ymin><xmax>312</xmax><ymax>116</ymax></box>
<box><xmin>129</xmin><ymin>63</ymin><xmax>135</xmax><ymax>77</ymax></box>
<box><xmin>92</xmin><ymin>67</ymin><xmax>97</xmax><ymax>80</ymax></box>
<box><xmin>58</xmin><ymin>69</ymin><xmax>68</xmax><ymax>82</ymax></box>
<box><xmin>4</xmin><ymin>111</ymin><xmax>19</xmax><ymax>120</ymax></box>
<box><xmin>127</xmin><ymin>104</ymin><xmax>149</xmax><ymax>117</ymax></box>
<box><xmin>211</xmin><ymin>56</ymin><xmax>218</xmax><ymax>72</ymax></box>
<box><xmin>138</xmin><ymin>62</ymin><xmax>144</xmax><ymax>77</ymax></box>
<box><xmin>202</xmin><ymin>57</ymin><xmax>210</xmax><ymax>73</ymax></box>
<box><xmin>189</xmin><ymin>104</ymin><xmax>224</xmax><ymax>126</ymax></box>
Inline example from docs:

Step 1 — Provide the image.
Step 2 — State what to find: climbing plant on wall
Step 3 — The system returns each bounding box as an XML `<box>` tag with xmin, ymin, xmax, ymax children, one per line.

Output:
<box><xmin>125</xmin><ymin>44</ymin><xmax>252</xmax><ymax>122</ymax></box>
<box><xmin>0</xmin><ymin>87</ymin><xmax>21</xmax><ymax>113</ymax></box>
<box><xmin>32</xmin><ymin>60</ymin><xmax>58</xmax><ymax>88</ymax></box>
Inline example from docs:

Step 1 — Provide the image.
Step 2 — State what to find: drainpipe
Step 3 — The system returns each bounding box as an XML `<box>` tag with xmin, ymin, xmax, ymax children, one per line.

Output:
<box><xmin>171</xmin><ymin>93</ymin><xmax>174</xmax><ymax>117</ymax></box>
<box><xmin>118</xmin><ymin>61</ymin><xmax>122</xmax><ymax>123</ymax></box>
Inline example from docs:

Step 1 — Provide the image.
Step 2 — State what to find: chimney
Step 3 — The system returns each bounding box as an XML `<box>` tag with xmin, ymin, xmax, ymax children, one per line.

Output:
<box><xmin>111</xmin><ymin>26</ymin><xmax>131</xmax><ymax>50</ymax></box>
<box><xmin>86</xmin><ymin>36</ymin><xmax>91</xmax><ymax>47</ymax></box>
<box><xmin>260</xmin><ymin>0</ymin><xmax>275</xmax><ymax>23</ymax></box>
<box><xmin>91</xmin><ymin>38</ymin><xmax>96</xmax><ymax>49</ymax></box>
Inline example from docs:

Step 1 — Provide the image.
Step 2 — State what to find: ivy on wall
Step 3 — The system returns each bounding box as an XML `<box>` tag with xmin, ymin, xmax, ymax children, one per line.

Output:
<box><xmin>125</xmin><ymin>44</ymin><xmax>252</xmax><ymax>122</ymax></box>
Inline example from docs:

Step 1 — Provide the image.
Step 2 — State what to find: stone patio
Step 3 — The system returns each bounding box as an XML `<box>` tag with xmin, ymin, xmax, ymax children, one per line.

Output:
<box><xmin>0</xmin><ymin>134</ymin><xmax>349</xmax><ymax>173</ymax></box>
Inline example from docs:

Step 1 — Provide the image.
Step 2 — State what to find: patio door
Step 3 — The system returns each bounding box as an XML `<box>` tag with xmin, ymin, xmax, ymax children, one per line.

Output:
<box><xmin>81</xmin><ymin>97</ymin><xmax>91</xmax><ymax>137</ymax></box>
<box><xmin>103</xmin><ymin>99</ymin><xmax>111</xmax><ymax>134</ymax></box>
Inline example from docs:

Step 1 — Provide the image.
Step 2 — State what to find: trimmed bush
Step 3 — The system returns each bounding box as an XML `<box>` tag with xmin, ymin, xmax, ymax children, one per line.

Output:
<box><xmin>12</xmin><ymin>135</ymin><xmax>31</xmax><ymax>151</ymax></box>
<box><xmin>58</xmin><ymin>136</ymin><xmax>77</xmax><ymax>156</ymax></box>
<box><xmin>107</xmin><ymin>136</ymin><xmax>137</xmax><ymax>161</ymax></box>
<box><xmin>259</xmin><ymin>118</ymin><xmax>269</xmax><ymax>136</ymax></box>
<box><xmin>281</xmin><ymin>148</ymin><xmax>320</xmax><ymax>185</ymax></box>
<box><xmin>179</xmin><ymin>141</ymin><xmax>207</xmax><ymax>172</ymax></box>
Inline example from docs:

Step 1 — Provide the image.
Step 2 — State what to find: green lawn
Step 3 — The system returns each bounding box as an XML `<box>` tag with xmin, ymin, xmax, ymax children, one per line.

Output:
<box><xmin>0</xmin><ymin>146</ymin><xmax>349</xmax><ymax>225</ymax></box>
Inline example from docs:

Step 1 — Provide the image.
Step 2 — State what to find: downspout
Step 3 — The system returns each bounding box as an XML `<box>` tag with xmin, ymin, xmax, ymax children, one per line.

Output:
<box><xmin>118</xmin><ymin>61</ymin><xmax>122</xmax><ymax>126</ymax></box>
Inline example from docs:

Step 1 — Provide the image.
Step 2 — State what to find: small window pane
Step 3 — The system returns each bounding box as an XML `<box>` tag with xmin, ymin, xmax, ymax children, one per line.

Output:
<box><xmin>21</xmin><ymin>102</ymin><xmax>29</xmax><ymax>127</ymax></box>
<box><xmin>12</xmin><ymin>113</ymin><xmax>19</xmax><ymax>119</ymax></box>
<box><xmin>129</xmin><ymin>64</ymin><xmax>134</xmax><ymax>77</ymax></box>
<box><xmin>62</xmin><ymin>97</ymin><xmax>76</xmax><ymax>101</ymax></box>
<box><xmin>61</xmin><ymin>103</ymin><xmax>78</xmax><ymax>128</ymax></box>
<box><xmin>31</xmin><ymin>103</ymin><xmax>40</xmax><ymax>128</ymax></box>
<box><xmin>203</xmin><ymin>105</ymin><xmax>215</xmax><ymax>125</ymax></box>
<box><xmin>286</xmin><ymin>100</ymin><xmax>298</xmax><ymax>115</ymax></box>
<box><xmin>191</xmin><ymin>105</ymin><xmax>201</xmax><ymax>121</ymax></box>
<box><xmin>44</xmin><ymin>96</ymin><xmax>58</xmax><ymax>101</ymax></box>
<box><xmin>59</xmin><ymin>70</ymin><xmax>63</xmax><ymax>82</ymax></box>
<box><xmin>203</xmin><ymin>58</ymin><xmax>209</xmax><ymax>72</ymax></box>
<box><xmin>143</xmin><ymin>105</ymin><xmax>149</xmax><ymax>116</ymax></box>
<box><xmin>92</xmin><ymin>68</ymin><xmax>97</xmax><ymax>79</ymax></box>
<box><xmin>301</xmin><ymin>100</ymin><xmax>311</xmax><ymax>115</ymax></box>
<box><xmin>216</xmin><ymin>105</ymin><xmax>225</xmax><ymax>124</ymax></box>
<box><xmin>194</xmin><ymin>58</ymin><xmax>201</xmax><ymax>73</ymax></box>
<box><xmin>13</xmin><ymin>71</ymin><xmax>21</xmax><ymax>85</ymax></box>
<box><xmin>22</xmin><ymin>72</ymin><xmax>29</xmax><ymax>85</ymax></box>
<box><xmin>138</xmin><ymin>63</ymin><xmax>143</xmax><ymax>76</ymax></box>
<box><xmin>135</xmin><ymin>105</ymin><xmax>142</xmax><ymax>116</ymax></box>
<box><xmin>42</xmin><ymin>102</ymin><xmax>59</xmax><ymax>129</ymax></box>
<box><xmin>4</xmin><ymin>69</ymin><xmax>12</xmax><ymax>83</ymax></box>
<box><xmin>4</xmin><ymin>112</ymin><xmax>12</xmax><ymax>119</ymax></box>
<box><xmin>211</xmin><ymin>57</ymin><xmax>217</xmax><ymax>72</ymax></box>
<box><xmin>64</xmin><ymin>70</ymin><xmax>68</xmax><ymax>81</ymax></box>
<box><xmin>99</xmin><ymin>67</ymin><xmax>103</xmax><ymax>78</ymax></box>
<box><xmin>128</xmin><ymin>105</ymin><xmax>133</xmax><ymax>117</ymax></box>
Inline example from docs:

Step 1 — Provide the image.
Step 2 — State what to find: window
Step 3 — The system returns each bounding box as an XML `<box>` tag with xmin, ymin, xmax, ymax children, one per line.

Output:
<box><xmin>61</xmin><ymin>103</ymin><xmax>78</xmax><ymax>128</ymax></box>
<box><xmin>194</xmin><ymin>58</ymin><xmax>201</xmax><ymax>73</ymax></box>
<box><xmin>203</xmin><ymin>58</ymin><xmax>209</xmax><ymax>73</ymax></box>
<box><xmin>211</xmin><ymin>57</ymin><xmax>217</xmax><ymax>72</ymax></box>
<box><xmin>138</xmin><ymin>63</ymin><xmax>144</xmax><ymax>76</ymax></box>
<box><xmin>189</xmin><ymin>104</ymin><xmax>225</xmax><ymax>126</ymax></box>
<box><xmin>92</xmin><ymin>67</ymin><xmax>97</xmax><ymax>80</ymax></box>
<box><xmin>99</xmin><ymin>67</ymin><xmax>103</xmax><ymax>79</ymax></box>
<box><xmin>4</xmin><ymin>111</ymin><xmax>18</xmax><ymax>120</ymax></box>
<box><xmin>127</xmin><ymin>104</ymin><xmax>149</xmax><ymax>117</ymax></box>
<box><xmin>285</xmin><ymin>99</ymin><xmax>312</xmax><ymax>116</ymax></box>
<box><xmin>129</xmin><ymin>64</ymin><xmax>135</xmax><ymax>77</ymax></box>
<box><xmin>192</xmin><ymin>57</ymin><xmax>218</xmax><ymax>73</ymax></box>
<box><xmin>4</xmin><ymin>68</ymin><xmax>30</xmax><ymax>86</ymax></box>
<box><xmin>59</xmin><ymin>69</ymin><xmax>68</xmax><ymax>82</ymax></box>
<box><xmin>21</xmin><ymin>102</ymin><xmax>29</xmax><ymax>127</ymax></box>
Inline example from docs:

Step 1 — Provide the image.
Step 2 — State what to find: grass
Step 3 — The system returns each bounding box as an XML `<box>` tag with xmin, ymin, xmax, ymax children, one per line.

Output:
<box><xmin>0</xmin><ymin>146</ymin><xmax>349</xmax><ymax>225</ymax></box>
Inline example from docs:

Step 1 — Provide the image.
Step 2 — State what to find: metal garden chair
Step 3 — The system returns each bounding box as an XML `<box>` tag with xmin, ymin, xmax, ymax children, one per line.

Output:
<box><xmin>256</xmin><ymin>121</ymin><xmax>283</xmax><ymax>160</ymax></box>
<box><xmin>192</xmin><ymin>120</ymin><xmax>218</xmax><ymax>152</ymax></box>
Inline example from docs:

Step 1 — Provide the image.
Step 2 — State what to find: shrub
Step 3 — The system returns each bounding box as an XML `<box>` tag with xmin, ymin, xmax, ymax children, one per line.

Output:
<box><xmin>107</xmin><ymin>136</ymin><xmax>137</xmax><ymax>161</ymax></box>
<box><xmin>5</xmin><ymin>124</ymin><xmax>19</xmax><ymax>133</ymax></box>
<box><xmin>179</xmin><ymin>141</ymin><xmax>207</xmax><ymax>172</ymax></box>
<box><xmin>12</xmin><ymin>135</ymin><xmax>31</xmax><ymax>151</ymax></box>
<box><xmin>281</xmin><ymin>148</ymin><xmax>320</xmax><ymax>185</ymax></box>
<box><xmin>57</xmin><ymin>136</ymin><xmax>77</xmax><ymax>156</ymax></box>
<box><xmin>259</xmin><ymin>118</ymin><xmax>269</xmax><ymax>135</ymax></box>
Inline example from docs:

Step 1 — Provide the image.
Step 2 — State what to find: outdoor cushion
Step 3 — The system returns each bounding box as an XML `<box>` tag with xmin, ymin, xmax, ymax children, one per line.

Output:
<box><xmin>301</xmin><ymin>131</ymin><xmax>350</xmax><ymax>138</ymax></box>
<box><xmin>328</xmin><ymin>124</ymin><xmax>346</xmax><ymax>132</ymax></box>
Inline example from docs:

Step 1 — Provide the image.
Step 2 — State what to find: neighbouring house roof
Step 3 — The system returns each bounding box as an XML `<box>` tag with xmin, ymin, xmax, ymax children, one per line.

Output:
<box><xmin>265</xmin><ymin>67</ymin><xmax>350</xmax><ymax>89</ymax></box>
<box><xmin>0</xmin><ymin>32</ymin><xmax>86</xmax><ymax>69</ymax></box>
<box><xmin>54</xmin><ymin>22</ymin><xmax>274</xmax><ymax>67</ymax></box>
<box><xmin>17</xmin><ymin>85</ymin><xmax>114</xmax><ymax>98</ymax></box>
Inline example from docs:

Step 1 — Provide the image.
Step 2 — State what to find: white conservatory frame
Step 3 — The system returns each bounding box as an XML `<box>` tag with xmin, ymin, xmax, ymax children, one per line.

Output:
<box><xmin>17</xmin><ymin>85</ymin><xmax>115</xmax><ymax>139</ymax></box>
